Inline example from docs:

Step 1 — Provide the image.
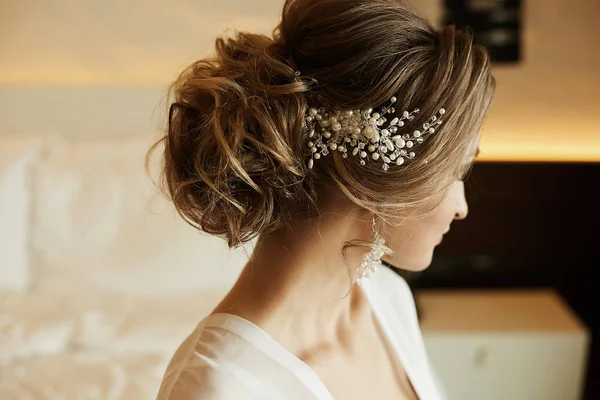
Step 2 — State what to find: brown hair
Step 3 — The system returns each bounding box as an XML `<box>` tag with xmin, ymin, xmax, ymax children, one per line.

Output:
<box><xmin>150</xmin><ymin>0</ymin><xmax>495</xmax><ymax>248</ymax></box>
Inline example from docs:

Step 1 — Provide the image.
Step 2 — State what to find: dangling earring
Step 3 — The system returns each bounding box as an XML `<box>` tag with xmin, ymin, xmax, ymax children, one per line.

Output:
<box><xmin>355</xmin><ymin>216</ymin><xmax>393</xmax><ymax>282</ymax></box>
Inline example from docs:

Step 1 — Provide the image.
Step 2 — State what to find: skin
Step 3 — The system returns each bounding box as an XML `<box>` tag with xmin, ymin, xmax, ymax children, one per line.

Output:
<box><xmin>211</xmin><ymin>143</ymin><xmax>480</xmax><ymax>399</ymax></box>
<box><xmin>383</xmin><ymin>178</ymin><xmax>470</xmax><ymax>272</ymax></box>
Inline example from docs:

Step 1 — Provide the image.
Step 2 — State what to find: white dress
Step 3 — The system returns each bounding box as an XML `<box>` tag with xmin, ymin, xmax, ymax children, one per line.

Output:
<box><xmin>156</xmin><ymin>266</ymin><xmax>446</xmax><ymax>399</ymax></box>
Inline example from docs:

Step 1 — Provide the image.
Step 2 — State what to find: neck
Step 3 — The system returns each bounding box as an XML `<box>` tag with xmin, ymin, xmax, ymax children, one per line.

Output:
<box><xmin>212</xmin><ymin>206</ymin><xmax>374</xmax><ymax>355</ymax></box>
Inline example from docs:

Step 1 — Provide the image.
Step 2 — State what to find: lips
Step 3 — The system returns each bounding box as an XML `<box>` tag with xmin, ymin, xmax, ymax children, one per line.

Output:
<box><xmin>437</xmin><ymin>227</ymin><xmax>450</xmax><ymax>244</ymax></box>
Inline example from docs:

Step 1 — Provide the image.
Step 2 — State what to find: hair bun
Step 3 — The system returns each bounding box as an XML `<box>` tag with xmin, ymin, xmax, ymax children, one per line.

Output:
<box><xmin>155</xmin><ymin>31</ymin><xmax>314</xmax><ymax>248</ymax></box>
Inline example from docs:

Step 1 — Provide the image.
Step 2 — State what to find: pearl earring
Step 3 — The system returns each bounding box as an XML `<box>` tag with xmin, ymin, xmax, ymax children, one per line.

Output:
<box><xmin>355</xmin><ymin>217</ymin><xmax>392</xmax><ymax>282</ymax></box>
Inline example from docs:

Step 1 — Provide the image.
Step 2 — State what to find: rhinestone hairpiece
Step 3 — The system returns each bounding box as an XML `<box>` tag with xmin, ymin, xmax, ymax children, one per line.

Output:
<box><xmin>303</xmin><ymin>96</ymin><xmax>446</xmax><ymax>171</ymax></box>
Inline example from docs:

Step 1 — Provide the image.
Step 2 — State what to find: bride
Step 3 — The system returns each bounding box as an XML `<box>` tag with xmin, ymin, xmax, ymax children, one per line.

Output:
<box><xmin>155</xmin><ymin>0</ymin><xmax>494</xmax><ymax>398</ymax></box>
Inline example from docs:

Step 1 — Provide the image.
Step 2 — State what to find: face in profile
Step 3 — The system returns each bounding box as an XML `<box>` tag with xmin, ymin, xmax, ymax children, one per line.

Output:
<box><xmin>382</xmin><ymin>142</ymin><xmax>479</xmax><ymax>271</ymax></box>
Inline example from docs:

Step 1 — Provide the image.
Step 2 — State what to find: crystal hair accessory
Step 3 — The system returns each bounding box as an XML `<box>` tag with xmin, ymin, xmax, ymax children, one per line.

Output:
<box><xmin>303</xmin><ymin>96</ymin><xmax>446</xmax><ymax>171</ymax></box>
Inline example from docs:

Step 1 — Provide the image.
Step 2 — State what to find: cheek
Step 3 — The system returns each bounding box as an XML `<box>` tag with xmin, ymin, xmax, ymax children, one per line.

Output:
<box><xmin>430</xmin><ymin>200</ymin><xmax>457</xmax><ymax>227</ymax></box>
<box><xmin>390</xmin><ymin>200</ymin><xmax>456</xmax><ymax>244</ymax></box>
<box><xmin>429</xmin><ymin>186</ymin><xmax>464</xmax><ymax>228</ymax></box>
<box><xmin>385</xmin><ymin>219</ymin><xmax>435</xmax><ymax>256</ymax></box>
<box><xmin>388</xmin><ymin>214</ymin><xmax>445</xmax><ymax>250</ymax></box>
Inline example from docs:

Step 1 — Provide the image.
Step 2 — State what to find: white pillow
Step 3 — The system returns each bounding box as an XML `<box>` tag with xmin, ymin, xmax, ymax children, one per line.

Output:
<box><xmin>31</xmin><ymin>137</ymin><xmax>248</xmax><ymax>294</ymax></box>
<box><xmin>1</xmin><ymin>352</ymin><xmax>167</xmax><ymax>400</ymax></box>
<box><xmin>0</xmin><ymin>137</ymin><xmax>43</xmax><ymax>290</ymax></box>
<box><xmin>0</xmin><ymin>289</ymin><xmax>226</xmax><ymax>363</ymax></box>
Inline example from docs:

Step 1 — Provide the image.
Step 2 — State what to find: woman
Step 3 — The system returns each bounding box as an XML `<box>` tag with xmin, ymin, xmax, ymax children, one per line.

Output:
<box><xmin>155</xmin><ymin>0</ymin><xmax>494</xmax><ymax>398</ymax></box>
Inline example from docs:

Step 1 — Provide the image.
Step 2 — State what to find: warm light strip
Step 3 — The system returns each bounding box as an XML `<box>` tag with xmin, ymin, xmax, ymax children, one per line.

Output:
<box><xmin>477</xmin><ymin>142</ymin><xmax>600</xmax><ymax>163</ymax></box>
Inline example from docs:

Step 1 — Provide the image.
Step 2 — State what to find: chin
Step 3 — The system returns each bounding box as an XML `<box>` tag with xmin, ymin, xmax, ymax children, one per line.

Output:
<box><xmin>407</xmin><ymin>259</ymin><xmax>433</xmax><ymax>272</ymax></box>
<box><xmin>381</xmin><ymin>253</ymin><xmax>434</xmax><ymax>272</ymax></box>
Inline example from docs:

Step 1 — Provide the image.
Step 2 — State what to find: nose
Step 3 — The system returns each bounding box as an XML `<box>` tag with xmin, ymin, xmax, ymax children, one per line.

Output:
<box><xmin>454</xmin><ymin>181</ymin><xmax>469</xmax><ymax>220</ymax></box>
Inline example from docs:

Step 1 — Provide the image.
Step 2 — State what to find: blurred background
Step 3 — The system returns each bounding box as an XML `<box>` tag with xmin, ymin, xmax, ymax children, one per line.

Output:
<box><xmin>0</xmin><ymin>0</ymin><xmax>598</xmax><ymax>399</ymax></box>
